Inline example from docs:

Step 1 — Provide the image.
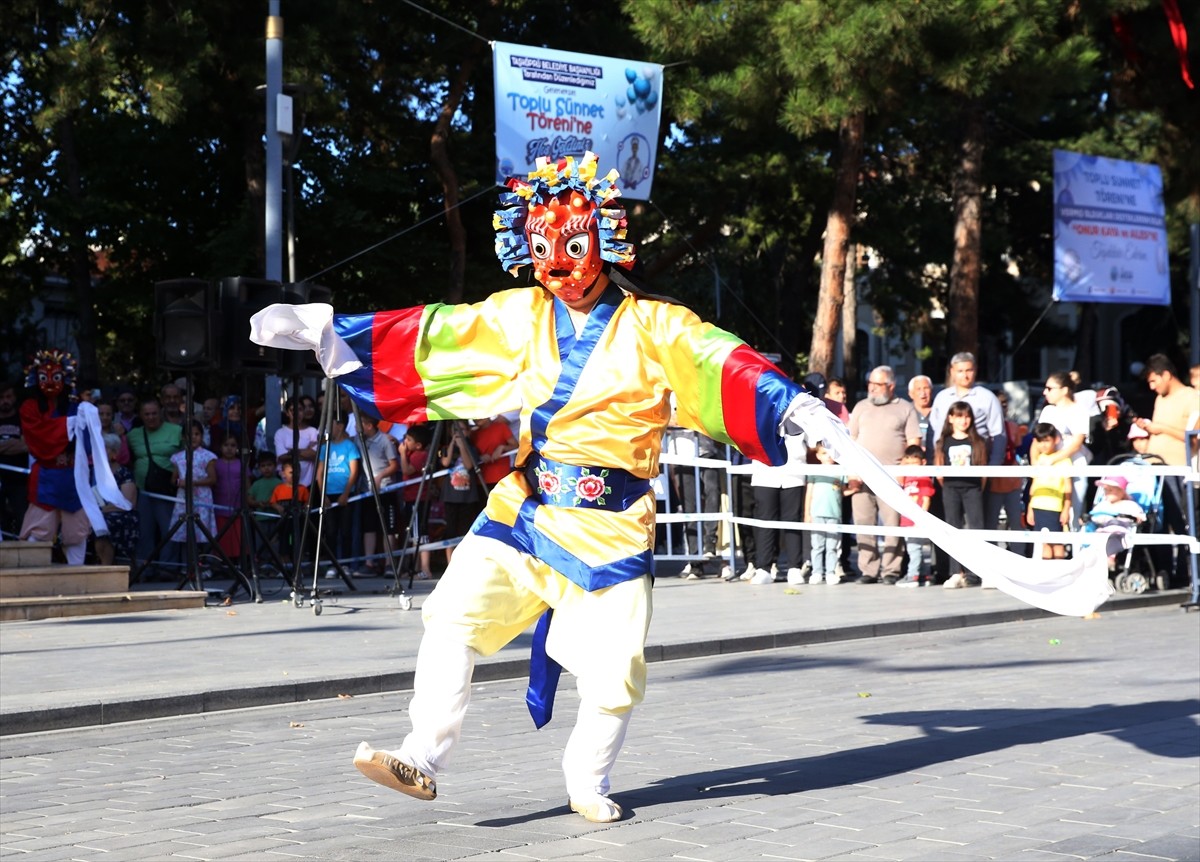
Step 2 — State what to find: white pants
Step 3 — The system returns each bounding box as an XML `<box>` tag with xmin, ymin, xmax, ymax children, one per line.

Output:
<box><xmin>396</xmin><ymin>533</ymin><xmax>648</xmax><ymax>798</ymax></box>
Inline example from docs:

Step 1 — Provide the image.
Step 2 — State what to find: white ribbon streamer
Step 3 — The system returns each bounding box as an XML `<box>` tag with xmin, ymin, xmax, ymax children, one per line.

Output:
<box><xmin>249</xmin><ymin>303</ymin><xmax>362</xmax><ymax>378</ymax></box>
<box><xmin>71</xmin><ymin>400</ymin><xmax>131</xmax><ymax>536</ymax></box>
<box><xmin>781</xmin><ymin>392</ymin><xmax>1116</xmax><ymax>617</ymax></box>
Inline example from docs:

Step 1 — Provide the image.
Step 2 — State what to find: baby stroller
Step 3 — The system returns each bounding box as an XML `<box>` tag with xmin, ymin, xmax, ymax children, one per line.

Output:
<box><xmin>1080</xmin><ymin>453</ymin><xmax>1166</xmax><ymax>594</ymax></box>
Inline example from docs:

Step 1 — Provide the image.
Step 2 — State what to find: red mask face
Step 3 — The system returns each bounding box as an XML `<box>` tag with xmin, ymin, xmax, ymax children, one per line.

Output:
<box><xmin>526</xmin><ymin>191</ymin><xmax>604</xmax><ymax>306</ymax></box>
<box><xmin>37</xmin><ymin>362</ymin><xmax>65</xmax><ymax>398</ymax></box>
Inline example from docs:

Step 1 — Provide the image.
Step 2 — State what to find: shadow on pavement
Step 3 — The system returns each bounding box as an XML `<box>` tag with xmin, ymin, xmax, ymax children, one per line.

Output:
<box><xmin>626</xmin><ymin>699</ymin><xmax>1200</xmax><ymax>805</ymax></box>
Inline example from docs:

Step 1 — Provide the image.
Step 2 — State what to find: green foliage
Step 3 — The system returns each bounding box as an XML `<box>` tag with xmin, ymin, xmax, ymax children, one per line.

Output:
<box><xmin>1</xmin><ymin>0</ymin><xmax>1194</xmax><ymax>384</ymax></box>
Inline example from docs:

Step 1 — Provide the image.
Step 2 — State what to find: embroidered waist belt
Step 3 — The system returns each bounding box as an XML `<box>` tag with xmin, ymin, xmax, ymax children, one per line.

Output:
<box><xmin>526</xmin><ymin>454</ymin><xmax>650</xmax><ymax>511</ymax></box>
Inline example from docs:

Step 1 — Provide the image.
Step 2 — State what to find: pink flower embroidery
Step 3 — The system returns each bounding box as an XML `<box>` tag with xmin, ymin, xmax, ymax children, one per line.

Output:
<box><xmin>538</xmin><ymin>471</ymin><xmax>561</xmax><ymax>496</ymax></box>
<box><xmin>575</xmin><ymin>474</ymin><xmax>607</xmax><ymax>502</ymax></box>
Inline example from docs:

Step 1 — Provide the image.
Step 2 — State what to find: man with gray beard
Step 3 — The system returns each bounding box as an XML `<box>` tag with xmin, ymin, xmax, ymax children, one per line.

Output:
<box><xmin>848</xmin><ymin>366</ymin><xmax>922</xmax><ymax>584</ymax></box>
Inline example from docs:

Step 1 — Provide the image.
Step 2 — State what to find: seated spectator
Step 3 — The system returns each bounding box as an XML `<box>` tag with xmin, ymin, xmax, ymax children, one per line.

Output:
<box><xmin>95</xmin><ymin>400</ymin><xmax>130</xmax><ymax>466</ymax></box>
<box><xmin>94</xmin><ymin>433</ymin><xmax>138</xmax><ymax>565</ymax></box>
<box><xmin>1085</xmin><ymin>475</ymin><xmax>1146</xmax><ymax>529</ymax></box>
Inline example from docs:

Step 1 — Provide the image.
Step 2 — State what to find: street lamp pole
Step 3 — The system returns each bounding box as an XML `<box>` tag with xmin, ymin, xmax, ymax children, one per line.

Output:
<box><xmin>264</xmin><ymin>1</ymin><xmax>285</xmax><ymax>438</ymax></box>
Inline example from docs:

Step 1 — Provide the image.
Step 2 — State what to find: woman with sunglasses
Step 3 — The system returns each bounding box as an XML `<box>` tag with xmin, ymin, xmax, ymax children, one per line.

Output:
<box><xmin>1037</xmin><ymin>371</ymin><xmax>1093</xmax><ymax>528</ymax></box>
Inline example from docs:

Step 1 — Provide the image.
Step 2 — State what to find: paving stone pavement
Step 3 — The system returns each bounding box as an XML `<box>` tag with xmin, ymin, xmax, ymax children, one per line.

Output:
<box><xmin>0</xmin><ymin>569</ymin><xmax>1187</xmax><ymax>735</ymax></box>
<box><xmin>1</xmin><ymin>606</ymin><xmax>1197</xmax><ymax>861</ymax></box>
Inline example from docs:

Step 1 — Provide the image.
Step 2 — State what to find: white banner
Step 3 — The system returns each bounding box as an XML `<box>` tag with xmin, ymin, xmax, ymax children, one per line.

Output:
<box><xmin>1052</xmin><ymin>149</ymin><xmax>1170</xmax><ymax>305</ymax></box>
<box><xmin>493</xmin><ymin>41</ymin><xmax>663</xmax><ymax>200</ymax></box>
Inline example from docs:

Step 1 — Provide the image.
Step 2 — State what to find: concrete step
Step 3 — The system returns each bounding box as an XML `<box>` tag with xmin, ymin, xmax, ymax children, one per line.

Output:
<box><xmin>0</xmin><ymin>565</ymin><xmax>130</xmax><ymax>598</ymax></box>
<box><xmin>0</xmin><ymin>541</ymin><xmax>54</xmax><ymax>570</ymax></box>
<box><xmin>0</xmin><ymin>591</ymin><xmax>207</xmax><ymax>622</ymax></box>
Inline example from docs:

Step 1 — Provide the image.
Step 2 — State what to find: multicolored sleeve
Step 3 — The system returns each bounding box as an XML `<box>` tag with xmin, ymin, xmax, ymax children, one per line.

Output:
<box><xmin>651</xmin><ymin>303</ymin><xmax>801</xmax><ymax>466</ymax></box>
<box><xmin>331</xmin><ymin>296</ymin><xmax>525</xmax><ymax>425</ymax></box>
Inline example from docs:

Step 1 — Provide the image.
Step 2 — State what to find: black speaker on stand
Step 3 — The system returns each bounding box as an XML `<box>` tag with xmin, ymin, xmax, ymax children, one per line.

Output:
<box><xmin>141</xmin><ymin>279</ymin><xmax>239</xmax><ymax>598</ymax></box>
<box><xmin>155</xmin><ymin>279</ymin><xmax>218</xmax><ymax>370</ymax></box>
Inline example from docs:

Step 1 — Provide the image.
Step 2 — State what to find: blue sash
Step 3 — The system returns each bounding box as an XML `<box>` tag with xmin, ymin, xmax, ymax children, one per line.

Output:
<box><xmin>526</xmin><ymin>285</ymin><xmax>621</xmax><ymax>729</ymax></box>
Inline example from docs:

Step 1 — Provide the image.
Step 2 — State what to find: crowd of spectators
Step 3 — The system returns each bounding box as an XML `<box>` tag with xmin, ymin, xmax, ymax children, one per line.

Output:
<box><xmin>0</xmin><ymin>353</ymin><xmax>1195</xmax><ymax>592</ymax></box>
<box><xmin>657</xmin><ymin>352</ymin><xmax>1198</xmax><ymax>592</ymax></box>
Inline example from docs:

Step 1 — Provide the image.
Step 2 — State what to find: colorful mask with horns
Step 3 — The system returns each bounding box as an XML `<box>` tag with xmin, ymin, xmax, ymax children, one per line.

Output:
<box><xmin>25</xmin><ymin>349</ymin><xmax>77</xmax><ymax>400</ymax></box>
<box><xmin>494</xmin><ymin>152</ymin><xmax>635</xmax><ymax>307</ymax></box>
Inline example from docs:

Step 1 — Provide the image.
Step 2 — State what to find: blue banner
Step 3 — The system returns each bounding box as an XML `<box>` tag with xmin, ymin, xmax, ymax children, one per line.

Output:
<box><xmin>1052</xmin><ymin>149</ymin><xmax>1170</xmax><ymax>306</ymax></box>
<box><xmin>493</xmin><ymin>42</ymin><xmax>663</xmax><ymax>201</ymax></box>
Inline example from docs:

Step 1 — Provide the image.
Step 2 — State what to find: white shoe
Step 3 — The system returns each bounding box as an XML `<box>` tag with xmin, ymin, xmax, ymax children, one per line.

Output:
<box><xmin>942</xmin><ymin>573</ymin><xmax>966</xmax><ymax>589</ymax></box>
<box><xmin>750</xmin><ymin>567</ymin><xmax>775</xmax><ymax>585</ymax></box>
<box><xmin>680</xmin><ymin>563</ymin><xmax>693</xmax><ymax>577</ymax></box>
<box><xmin>809</xmin><ymin>572</ymin><xmax>825</xmax><ymax>585</ymax></box>
<box><xmin>826</xmin><ymin>573</ymin><xmax>842</xmax><ymax>585</ymax></box>
<box><xmin>770</xmin><ymin>563</ymin><xmax>778</xmax><ymax>576</ymax></box>
<box><xmin>786</xmin><ymin>567</ymin><xmax>805</xmax><ymax>585</ymax></box>
<box><xmin>323</xmin><ymin>568</ymin><xmax>338</xmax><ymax>579</ymax></box>
<box><xmin>739</xmin><ymin>563</ymin><xmax>757</xmax><ymax>581</ymax></box>
<box><xmin>800</xmin><ymin>561</ymin><xmax>813</xmax><ymax>576</ymax></box>
<box><xmin>895</xmin><ymin>575</ymin><xmax>921</xmax><ymax>588</ymax></box>
<box><xmin>569</xmin><ymin>794</ymin><xmax>622</xmax><ymax>823</ymax></box>
<box><xmin>720</xmin><ymin>565</ymin><xmax>738</xmax><ymax>581</ymax></box>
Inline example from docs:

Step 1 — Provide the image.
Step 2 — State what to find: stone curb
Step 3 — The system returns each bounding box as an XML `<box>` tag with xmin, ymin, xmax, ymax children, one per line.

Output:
<box><xmin>0</xmin><ymin>590</ymin><xmax>1186</xmax><ymax>737</ymax></box>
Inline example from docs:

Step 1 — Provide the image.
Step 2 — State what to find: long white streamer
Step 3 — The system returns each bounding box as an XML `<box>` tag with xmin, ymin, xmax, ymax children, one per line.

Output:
<box><xmin>71</xmin><ymin>401</ymin><xmax>131</xmax><ymax>536</ymax></box>
<box><xmin>781</xmin><ymin>392</ymin><xmax>1116</xmax><ymax>617</ymax></box>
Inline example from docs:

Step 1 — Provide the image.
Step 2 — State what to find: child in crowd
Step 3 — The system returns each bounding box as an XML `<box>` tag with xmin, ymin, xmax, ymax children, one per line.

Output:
<box><xmin>1026</xmin><ymin>423</ymin><xmax>1071</xmax><ymax>560</ymax></box>
<box><xmin>248</xmin><ymin>451</ymin><xmax>282</xmax><ymax>560</ymax></box>
<box><xmin>896</xmin><ymin>444</ymin><xmax>935</xmax><ymax>587</ymax></box>
<box><xmin>470</xmin><ymin>415</ymin><xmax>517</xmax><ymax>491</ymax></box>
<box><xmin>314</xmin><ymin>413</ymin><xmax>361</xmax><ymax>577</ymax></box>
<box><xmin>212</xmin><ymin>435</ymin><xmax>244</xmax><ymax>562</ymax></box>
<box><xmin>398</xmin><ymin>423</ymin><xmax>435</xmax><ymax>580</ymax></box>
<box><xmin>936</xmin><ymin>401</ymin><xmax>988</xmax><ymax>589</ymax></box>
<box><xmin>169</xmin><ymin>419</ymin><xmax>217</xmax><ymax>552</ymax></box>
<box><xmin>804</xmin><ymin>443</ymin><xmax>846</xmax><ymax>585</ymax></box>
<box><xmin>1085</xmin><ymin>475</ymin><xmax>1146</xmax><ymax>544</ymax></box>
<box><xmin>270</xmin><ymin>460</ymin><xmax>310</xmax><ymax>567</ymax></box>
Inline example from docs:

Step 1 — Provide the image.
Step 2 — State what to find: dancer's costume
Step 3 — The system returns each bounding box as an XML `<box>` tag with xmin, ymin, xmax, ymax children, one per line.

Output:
<box><xmin>251</xmin><ymin>153</ymin><xmax>1115</xmax><ymax>822</ymax></box>
<box><xmin>19</xmin><ymin>350</ymin><xmax>129</xmax><ymax>564</ymax></box>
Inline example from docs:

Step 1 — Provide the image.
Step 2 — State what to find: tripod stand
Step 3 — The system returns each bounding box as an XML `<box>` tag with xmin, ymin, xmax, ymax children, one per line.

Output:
<box><xmin>391</xmin><ymin>420</ymin><xmax>444</xmax><ymax>593</ymax></box>
<box><xmin>287</xmin><ymin>377</ymin><xmax>357</xmax><ymax>614</ymax></box>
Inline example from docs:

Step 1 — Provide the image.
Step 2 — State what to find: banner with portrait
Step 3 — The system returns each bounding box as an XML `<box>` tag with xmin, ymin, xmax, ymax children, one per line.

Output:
<box><xmin>1052</xmin><ymin>149</ymin><xmax>1170</xmax><ymax>305</ymax></box>
<box><xmin>493</xmin><ymin>42</ymin><xmax>663</xmax><ymax>200</ymax></box>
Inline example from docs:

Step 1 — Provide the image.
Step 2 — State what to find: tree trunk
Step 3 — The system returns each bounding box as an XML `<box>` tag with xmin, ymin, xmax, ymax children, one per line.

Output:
<box><xmin>809</xmin><ymin>112</ymin><xmax>864</xmax><ymax>376</ymax></box>
<box><xmin>948</xmin><ymin>101</ymin><xmax>985</xmax><ymax>364</ymax></box>
<box><xmin>58</xmin><ymin>113</ymin><xmax>97</xmax><ymax>372</ymax></box>
<box><xmin>430</xmin><ymin>51</ymin><xmax>480</xmax><ymax>305</ymax></box>
<box><xmin>842</xmin><ymin>243</ymin><xmax>858</xmax><ymax>387</ymax></box>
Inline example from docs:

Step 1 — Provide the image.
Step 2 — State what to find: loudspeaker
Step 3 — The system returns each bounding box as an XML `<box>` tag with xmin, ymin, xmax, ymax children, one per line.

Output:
<box><xmin>279</xmin><ymin>281</ymin><xmax>333</xmax><ymax>378</ymax></box>
<box><xmin>155</xmin><ymin>279</ymin><xmax>217</xmax><ymax>370</ymax></box>
<box><xmin>219</xmin><ymin>277</ymin><xmax>284</xmax><ymax>373</ymax></box>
